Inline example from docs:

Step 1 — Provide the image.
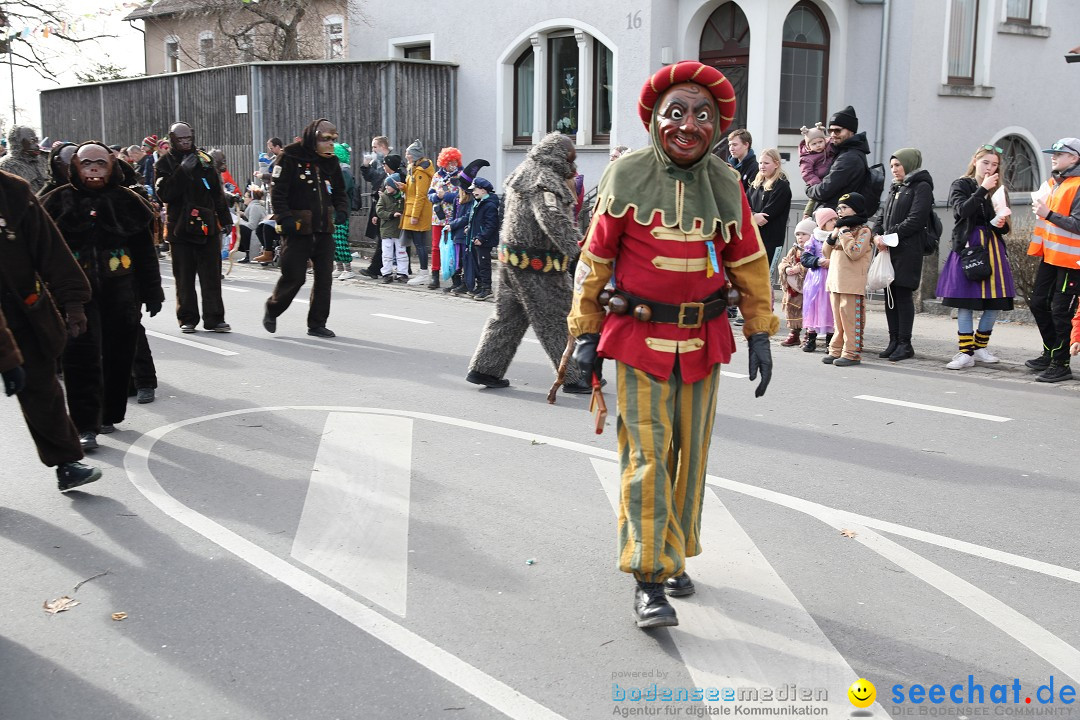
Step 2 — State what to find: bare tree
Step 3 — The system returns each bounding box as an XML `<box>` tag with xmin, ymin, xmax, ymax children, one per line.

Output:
<box><xmin>0</xmin><ymin>1</ymin><xmax>116</xmax><ymax>80</ymax></box>
<box><xmin>165</xmin><ymin>0</ymin><xmax>367</xmax><ymax>65</ymax></box>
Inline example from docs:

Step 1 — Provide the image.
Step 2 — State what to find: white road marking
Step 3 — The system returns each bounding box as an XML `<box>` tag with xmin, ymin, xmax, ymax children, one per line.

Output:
<box><xmin>833</xmin><ymin>522</ymin><xmax>1080</xmax><ymax>684</ymax></box>
<box><xmin>706</xmin><ymin>476</ymin><xmax>1080</xmax><ymax>585</ymax></box>
<box><xmin>855</xmin><ymin>394</ymin><xmax>1011</xmax><ymax>422</ymax></box>
<box><xmin>371</xmin><ymin>313</ymin><xmax>433</xmax><ymax>325</ymax></box>
<box><xmin>591</xmin><ymin>458</ymin><xmax>877</xmax><ymax>717</ymax></box>
<box><xmin>220</xmin><ymin>286</ymin><xmax>250</xmax><ymax>293</ymax></box>
<box><xmin>271</xmin><ymin>338</ymin><xmax>334</xmax><ymax>351</ymax></box>
<box><xmin>124</xmin><ymin>408</ymin><xmax>565</xmax><ymax>720</ymax></box>
<box><xmin>292</xmin><ymin>413</ymin><xmax>412</xmax><ymax>618</ymax></box>
<box><xmin>720</xmin><ymin>370</ymin><xmax>748</xmax><ymax>379</ymax></box>
<box><xmin>523</xmin><ymin>338</ymin><xmax>540</xmax><ymax>344</ymax></box>
<box><xmin>293</xmin><ymin>298</ymin><xmax>309</xmax><ymax>304</ymax></box>
<box><xmin>145</xmin><ymin>329</ymin><xmax>238</xmax><ymax>356</ymax></box>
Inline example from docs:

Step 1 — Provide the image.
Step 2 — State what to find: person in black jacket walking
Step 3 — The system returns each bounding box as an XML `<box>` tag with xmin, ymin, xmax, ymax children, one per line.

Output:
<box><xmin>263</xmin><ymin>118</ymin><xmax>347</xmax><ymax>338</ymax></box>
<box><xmin>871</xmin><ymin>148</ymin><xmax>934</xmax><ymax>361</ymax></box>
<box><xmin>746</xmin><ymin>148</ymin><xmax>793</xmax><ymax>267</ymax></box>
<box><xmin>806</xmin><ymin>106</ymin><xmax>870</xmax><ymax>211</ymax></box>
<box><xmin>155</xmin><ymin>122</ymin><xmax>233</xmax><ymax>333</ymax></box>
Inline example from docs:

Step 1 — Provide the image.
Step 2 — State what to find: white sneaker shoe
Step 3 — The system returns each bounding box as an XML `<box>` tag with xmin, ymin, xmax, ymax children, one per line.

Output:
<box><xmin>406</xmin><ymin>271</ymin><xmax>429</xmax><ymax>286</ymax></box>
<box><xmin>972</xmin><ymin>348</ymin><xmax>999</xmax><ymax>363</ymax></box>
<box><xmin>332</xmin><ymin>269</ymin><xmax>342</xmax><ymax>278</ymax></box>
<box><xmin>946</xmin><ymin>352</ymin><xmax>975</xmax><ymax>370</ymax></box>
<box><xmin>338</xmin><ymin>271</ymin><xmax>356</xmax><ymax>280</ymax></box>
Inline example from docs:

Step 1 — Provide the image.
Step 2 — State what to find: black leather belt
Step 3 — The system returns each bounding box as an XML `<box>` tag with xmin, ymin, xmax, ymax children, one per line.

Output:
<box><xmin>612</xmin><ymin>289</ymin><xmax>728</xmax><ymax>329</ymax></box>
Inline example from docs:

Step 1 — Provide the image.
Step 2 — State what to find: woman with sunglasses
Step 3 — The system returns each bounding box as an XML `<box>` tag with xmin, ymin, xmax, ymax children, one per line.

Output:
<box><xmin>936</xmin><ymin>144</ymin><xmax>1015</xmax><ymax>370</ymax></box>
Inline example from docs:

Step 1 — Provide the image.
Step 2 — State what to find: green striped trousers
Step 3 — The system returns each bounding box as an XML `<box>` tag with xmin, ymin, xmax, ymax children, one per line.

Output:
<box><xmin>615</xmin><ymin>360</ymin><xmax>721</xmax><ymax>583</ymax></box>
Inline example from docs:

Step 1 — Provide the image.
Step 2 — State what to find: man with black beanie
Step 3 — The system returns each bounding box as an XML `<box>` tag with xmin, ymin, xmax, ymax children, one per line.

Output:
<box><xmin>806</xmin><ymin>105</ymin><xmax>870</xmax><ymax>211</ymax></box>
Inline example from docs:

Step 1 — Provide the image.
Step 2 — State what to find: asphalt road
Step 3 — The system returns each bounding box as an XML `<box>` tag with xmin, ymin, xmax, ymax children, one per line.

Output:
<box><xmin>2</xmin><ymin>262</ymin><xmax>1078</xmax><ymax>720</ymax></box>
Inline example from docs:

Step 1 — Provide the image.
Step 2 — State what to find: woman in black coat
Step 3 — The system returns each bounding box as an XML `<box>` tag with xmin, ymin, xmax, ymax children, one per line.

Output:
<box><xmin>871</xmin><ymin>148</ymin><xmax>933</xmax><ymax>361</ymax></box>
<box><xmin>746</xmin><ymin>148</ymin><xmax>793</xmax><ymax>266</ymax></box>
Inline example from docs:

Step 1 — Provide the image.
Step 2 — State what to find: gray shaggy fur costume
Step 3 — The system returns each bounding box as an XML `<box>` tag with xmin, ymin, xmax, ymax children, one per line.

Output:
<box><xmin>468</xmin><ymin>133</ymin><xmax>584</xmax><ymax>385</ymax></box>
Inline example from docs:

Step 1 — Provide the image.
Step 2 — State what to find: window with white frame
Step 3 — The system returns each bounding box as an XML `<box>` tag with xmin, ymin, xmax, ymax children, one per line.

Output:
<box><xmin>165</xmin><ymin>36</ymin><xmax>179</xmax><ymax>73</ymax></box>
<box><xmin>325</xmin><ymin>15</ymin><xmax>344</xmax><ymax>59</ymax></box>
<box><xmin>198</xmin><ymin>32</ymin><xmax>214</xmax><ymax>67</ymax></box>
<box><xmin>947</xmin><ymin>0</ymin><xmax>979</xmax><ymax>84</ymax></box>
<box><xmin>510</xmin><ymin>29</ymin><xmax>614</xmax><ymax>146</ymax></box>
<box><xmin>1005</xmin><ymin>0</ymin><xmax>1031</xmax><ymax>23</ymax></box>
<box><xmin>1000</xmin><ymin>134</ymin><xmax>1040</xmax><ymax>191</ymax></box>
<box><xmin>779</xmin><ymin>1</ymin><xmax>830</xmax><ymax>133</ymax></box>
<box><xmin>403</xmin><ymin>44</ymin><xmax>430</xmax><ymax>60</ymax></box>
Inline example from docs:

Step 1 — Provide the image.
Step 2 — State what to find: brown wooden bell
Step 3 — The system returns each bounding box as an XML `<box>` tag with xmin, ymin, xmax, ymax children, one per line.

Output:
<box><xmin>598</xmin><ymin>290</ymin><xmax>612</xmax><ymax>307</ymax></box>
<box><xmin>724</xmin><ymin>283</ymin><xmax>741</xmax><ymax>307</ymax></box>
<box><xmin>632</xmin><ymin>304</ymin><xmax>652</xmax><ymax>322</ymax></box>
<box><xmin>608</xmin><ymin>294</ymin><xmax>629</xmax><ymax>315</ymax></box>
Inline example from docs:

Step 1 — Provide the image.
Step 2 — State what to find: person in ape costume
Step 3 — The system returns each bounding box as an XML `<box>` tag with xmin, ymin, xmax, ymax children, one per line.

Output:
<box><xmin>465</xmin><ymin>132</ymin><xmax>587</xmax><ymax>391</ymax></box>
<box><xmin>0</xmin><ymin>126</ymin><xmax>48</xmax><ymax>192</ymax></box>
<box><xmin>262</xmin><ymin>118</ymin><xmax>347</xmax><ymax>338</ymax></box>
<box><xmin>40</xmin><ymin>142</ymin><xmax>163</xmax><ymax>450</ymax></box>
<box><xmin>37</xmin><ymin>142</ymin><xmax>78</xmax><ymax>197</ymax></box>
<box><xmin>154</xmin><ymin>122</ymin><xmax>232</xmax><ymax>333</ymax></box>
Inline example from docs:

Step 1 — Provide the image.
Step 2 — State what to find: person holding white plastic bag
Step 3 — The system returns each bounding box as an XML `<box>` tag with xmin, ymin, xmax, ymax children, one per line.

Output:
<box><xmin>935</xmin><ymin>145</ymin><xmax>1014</xmax><ymax>370</ymax></box>
<box><xmin>871</xmin><ymin>148</ymin><xmax>934</xmax><ymax>362</ymax></box>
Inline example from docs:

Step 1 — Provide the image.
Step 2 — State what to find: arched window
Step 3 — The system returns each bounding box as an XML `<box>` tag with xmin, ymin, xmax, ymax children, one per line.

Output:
<box><xmin>779</xmin><ymin>1</ymin><xmax>830</xmax><ymax>133</ymax></box>
<box><xmin>699</xmin><ymin>2</ymin><xmax>750</xmax><ymax>136</ymax></box>
<box><xmin>999</xmin><ymin>134</ymin><xmax>1041</xmax><ymax>192</ymax></box>
<box><xmin>513</xmin><ymin>48</ymin><xmax>534</xmax><ymax>144</ymax></box>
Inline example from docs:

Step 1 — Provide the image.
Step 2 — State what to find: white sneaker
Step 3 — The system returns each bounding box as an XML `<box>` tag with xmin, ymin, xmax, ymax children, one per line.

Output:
<box><xmin>972</xmin><ymin>348</ymin><xmax>999</xmax><ymax>363</ymax></box>
<box><xmin>338</xmin><ymin>271</ymin><xmax>356</xmax><ymax>280</ymax></box>
<box><xmin>946</xmin><ymin>352</ymin><xmax>975</xmax><ymax>370</ymax></box>
<box><xmin>406</xmin><ymin>271</ymin><xmax>429</xmax><ymax>286</ymax></box>
<box><xmin>332</xmin><ymin>269</ymin><xmax>342</xmax><ymax>278</ymax></box>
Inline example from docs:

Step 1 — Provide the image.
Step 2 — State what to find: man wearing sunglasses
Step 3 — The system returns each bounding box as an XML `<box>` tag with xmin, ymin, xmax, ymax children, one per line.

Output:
<box><xmin>1026</xmin><ymin>138</ymin><xmax>1080</xmax><ymax>383</ymax></box>
<box><xmin>805</xmin><ymin>105</ymin><xmax>870</xmax><ymax>211</ymax></box>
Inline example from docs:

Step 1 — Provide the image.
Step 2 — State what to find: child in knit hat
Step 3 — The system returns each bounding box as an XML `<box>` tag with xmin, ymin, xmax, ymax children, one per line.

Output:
<box><xmin>799</xmin><ymin>123</ymin><xmax>835</xmax><ymax>218</ymax></box>
<box><xmin>799</xmin><ymin>207</ymin><xmax>838</xmax><ymax>352</ymax></box>
<box><xmin>777</xmin><ymin>217</ymin><xmax>816</xmax><ymax>346</ymax></box>
<box><xmin>375</xmin><ymin>173</ymin><xmax>409</xmax><ymax>283</ymax></box>
<box><xmin>822</xmin><ymin>193</ymin><xmax>873</xmax><ymax>367</ymax></box>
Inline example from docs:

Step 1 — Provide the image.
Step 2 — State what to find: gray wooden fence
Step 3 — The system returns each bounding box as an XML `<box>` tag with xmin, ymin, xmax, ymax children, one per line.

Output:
<box><xmin>40</xmin><ymin>59</ymin><xmax>456</xmax><ymax>179</ymax></box>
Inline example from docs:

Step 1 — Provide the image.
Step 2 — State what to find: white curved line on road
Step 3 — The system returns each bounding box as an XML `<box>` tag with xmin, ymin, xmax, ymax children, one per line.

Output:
<box><xmin>144</xmin><ymin>330</ymin><xmax>239</xmax><ymax>356</ymax></box>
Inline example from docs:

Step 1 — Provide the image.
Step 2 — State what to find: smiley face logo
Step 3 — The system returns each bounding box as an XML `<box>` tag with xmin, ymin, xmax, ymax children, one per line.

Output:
<box><xmin>848</xmin><ymin>678</ymin><xmax>876</xmax><ymax>708</ymax></box>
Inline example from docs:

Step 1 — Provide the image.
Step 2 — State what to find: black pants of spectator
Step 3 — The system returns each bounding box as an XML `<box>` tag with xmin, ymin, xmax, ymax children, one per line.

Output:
<box><xmin>266</xmin><ymin>231</ymin><xmax>334</xmax><ymax>330</ymax></box>
<box><xmin>131</xmin><ymin>322</ymin><xmax>157</xmax><ymax>390</ymax></box>
<box><xmin>1030</xmin><ymin>261</ymin><xmax>1080</xmax><ymax>365</ymax></box>
<box><xmin>883</xmin><ymin>285</ymin><xmax>916</xmax><ymax>342</ymax></box>
<box><xmin>238</xmin><ymin>225</ymin><xmax>253</xmax><ymax>255</ymax></box>
<box><xmin>10</xmin><ymin>327</ymin><xmax>84</xmax><ymax>467</ymax></box>
<box><xmin>255</xmin><ymin>223</ymin><xmax>277</xmax><ymax>256</ymax></box>
<box><xmin>63</xmin><ymin>278</ymin><xmax>141</xmax><ymax>433</ymax></box>
<box><xmin>171</xmin><ymin>238</ymin><xmax>226</xmax><ymax>328</ymax></box>
<box><xmin>473</xmin><ymin>243</ymin><xmax>493</xmax><ymax>289</ymax></box>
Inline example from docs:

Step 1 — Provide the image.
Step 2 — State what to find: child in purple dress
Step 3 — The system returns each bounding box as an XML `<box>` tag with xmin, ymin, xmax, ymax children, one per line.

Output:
<box><xmin>799</xmin><ymin>207</ymin><xmax>837</xmax><ymax>351</ymax></box>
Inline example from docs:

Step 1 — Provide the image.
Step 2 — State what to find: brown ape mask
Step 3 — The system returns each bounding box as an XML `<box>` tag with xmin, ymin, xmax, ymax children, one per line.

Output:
<box><xmin>168</xmin><ymin>122</ymin><xmax>195</xmax><ymax>153</ymax></box>
<box><xmin>74</xmin><ymin>144</ymin><xmax>113</xmax><ymax>190</ymax></box>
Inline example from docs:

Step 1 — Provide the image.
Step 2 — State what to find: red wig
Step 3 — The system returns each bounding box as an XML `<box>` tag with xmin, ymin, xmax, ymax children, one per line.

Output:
<box><xmin>437</xmin><ymin>147</ymin><xmax>462</xmax><ymax>168</ymax></box>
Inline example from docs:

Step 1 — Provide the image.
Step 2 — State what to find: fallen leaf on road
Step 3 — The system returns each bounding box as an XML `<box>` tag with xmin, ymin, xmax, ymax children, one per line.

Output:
<box><xmin>839</xmin><ymin>529</ymin><xmax>858</xmax><ymax>538</ymax></box>
<box><xmin>43</xmin><ymin>596</ymin><xmax>80</xmax><ymax>614</ymax></box>
<box><xmin>530</xmin><ymin>440</ymin><xmax>545</xmax><ymax>446</ymax></box>
<box><xmin>111</xmin><ymin>612</ymin><xmax>128</xmax><ymax>621</ymax></box>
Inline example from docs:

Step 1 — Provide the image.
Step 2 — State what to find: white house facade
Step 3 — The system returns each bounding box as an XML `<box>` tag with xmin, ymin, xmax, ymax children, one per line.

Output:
<box><xmin>347</xmin><ymin>0</ymin><xmax>1077</xmax><ymax>202</ymax></box>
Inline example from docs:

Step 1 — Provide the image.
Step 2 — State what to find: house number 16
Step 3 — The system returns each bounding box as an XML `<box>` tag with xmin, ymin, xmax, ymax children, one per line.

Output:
<box><xmin>626</xmin><ymin>10</ymin><xmax>642</xmax><ymax>29</ymax></box>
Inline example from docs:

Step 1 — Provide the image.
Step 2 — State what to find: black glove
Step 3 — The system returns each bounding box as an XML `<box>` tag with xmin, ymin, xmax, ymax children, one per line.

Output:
<box><xmin>3</xmin><ymin>365</ymin><xmax>26</xmax><ymax>397</ymax></box>
<box><xmin>65</xmin><ymin>303</ymin><xmax>88</xmax><ymax>338</ymax></box>
<box><xmin>145</xmin><ymin>300</ymin><xmax>162</xmax><ymax>318</ymax></box>
<box><xmin>747</xmin><ymin>332</ymin><xmax>773</xmax><ymax>398</ymax></box>
<box><xmin>800</xmin><ymin>253</ymin><xmax>819</xmax><ymax>269</ymax></box>
<box><xmin>573</xmin><ymin>333</ymin><xmax>602</xmax><ymax>385</ymax></box>
<box><xmin>334</xmin><ymin>210</ymin><xmax>348</xmax><ymax>225</ymax></box>
<box><xmin>179</xmin><ymin>153</ymin><xmax>199</xmax><ymax>174</ymax></box>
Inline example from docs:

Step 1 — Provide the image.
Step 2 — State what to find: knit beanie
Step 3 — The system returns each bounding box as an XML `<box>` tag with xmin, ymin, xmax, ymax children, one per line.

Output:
<box><xmin>383</xmin><ymin>154</ymin><xmax>402</xmax><ymax>173</ymax></box>
<box><xmin>384</xmin><ymin>173</ymin><xmax>402</xmax><ymax>189</ymax></box>
<box><xmin>795</xmin><ymin>218</ymin><xmax>817</xmax><ymax>236</ymax></box>
<box><xmin>334</xmin><ymin>142</ymin><xmax>351</xmax><ymax>164</ymax></box>
<box><xmin>813</xmin><ymin>207</ymin><xmax>838</xmax><ymax>228</ymax></box>
<box><xmin>836</xmin><ymin>192</ymin><xmax>867</xmax><ymax>216</ymax></box>
<box><xmin>800</xmin><ymin>123</ymin><xmax>826</xmax><ymax>142</ymax></box>
<box><xmin>891</xmin><ymin>148</ymin><xmax>922</xmax><ymax>175</ymax></box>
<box><xmin>828</xmin><ymin>105</ymin><xmax>858</xmax><ymax>133</ymax></box>
<box><xmin>405</xmin><ymin>139</ymin><xmax>425</xmax><ymax>161</ymax></box>
<box><xmin>143</xmin><ymin>134</ymin><xmax>158</xmax><ymax>149</ymax></box>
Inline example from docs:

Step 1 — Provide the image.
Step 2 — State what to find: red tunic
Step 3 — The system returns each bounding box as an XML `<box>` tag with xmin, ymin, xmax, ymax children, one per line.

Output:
<box><xmin>585</xmin><ymin>192</ymin><xmax>764</xmax><ymax>383</ymax></box>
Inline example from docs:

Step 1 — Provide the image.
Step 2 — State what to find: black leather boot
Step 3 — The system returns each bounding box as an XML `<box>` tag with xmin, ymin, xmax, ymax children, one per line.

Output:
<box><xmin>888</xmin><ymin>340</ymin><xmax>915</xmax><ymax>361</ymax></box>
<box><xmin>634</xmin><ymin>582</ymin><xmax>678</xmax><ymax>628</ymax></box>
<box><xmin>879</xmin><ymin>337</ymin><xmax>898</xmax><ymax>358</ymax></box>
<box><xmin>802</xmin><ymin>331</ymin><xmax>817</xmax><ymax>352</ymax></box>
<box><xmin>664</xmin><ymin>572</ymin><xmax>696</xmax><ymax>597</ymax></box>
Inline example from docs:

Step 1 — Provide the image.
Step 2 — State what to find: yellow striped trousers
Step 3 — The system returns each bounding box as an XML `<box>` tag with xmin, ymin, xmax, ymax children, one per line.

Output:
<box><xmin>615</xmin><ymin>360</ymin><xmax>721</xmax><ymax>583</ymax></box>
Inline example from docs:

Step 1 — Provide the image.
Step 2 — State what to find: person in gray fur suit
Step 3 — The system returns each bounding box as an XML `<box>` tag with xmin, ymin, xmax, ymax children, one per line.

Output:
<box><xmin>465</xmin><ymin>132</ymin><xmax>589</xmax><ymax>392</ymax></box>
